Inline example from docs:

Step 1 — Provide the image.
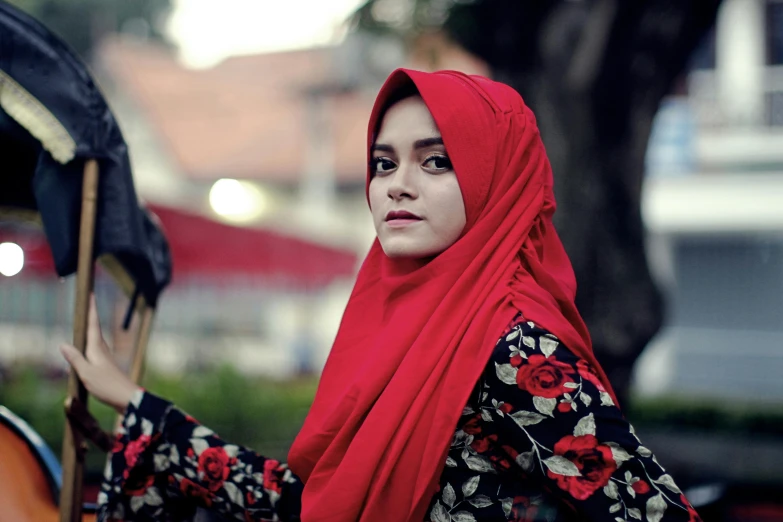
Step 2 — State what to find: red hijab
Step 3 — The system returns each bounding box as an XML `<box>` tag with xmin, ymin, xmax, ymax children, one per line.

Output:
<box><xmin>288</xmin><ymin>69</ymin><xmax>617</xmax><ymax>522</ymax></box>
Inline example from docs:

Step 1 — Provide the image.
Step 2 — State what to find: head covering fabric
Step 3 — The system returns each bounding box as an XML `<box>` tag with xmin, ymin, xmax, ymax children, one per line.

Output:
<box><xmin>288</xmin><ymin>68</ymin><xmax>617</xmax><ymax>522</ymax></box>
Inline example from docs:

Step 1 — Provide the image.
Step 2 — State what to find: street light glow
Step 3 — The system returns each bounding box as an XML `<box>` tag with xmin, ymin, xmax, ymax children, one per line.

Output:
<box><xmin>209</xmin><ymin>178</ymin><xmax>267</xmax><ymax>223</ymax></box>
<box><xmin>0</xmin><ymin>242</ymin><xmax>24</xmax><ymax>277</ymax></box>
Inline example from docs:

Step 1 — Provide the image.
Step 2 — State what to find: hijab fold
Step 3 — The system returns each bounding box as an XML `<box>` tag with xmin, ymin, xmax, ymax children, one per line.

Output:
<box><xmin>288</xmin><ymin>69</ymin><xmax>617</xmax><ymax>522</ymax></box>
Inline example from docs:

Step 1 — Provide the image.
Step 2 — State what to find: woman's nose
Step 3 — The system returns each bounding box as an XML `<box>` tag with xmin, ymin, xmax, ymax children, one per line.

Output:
<box><xmin>387</xmin><ymin>164</ymin><xmax>418</xmax><ymax>200</ymax></box>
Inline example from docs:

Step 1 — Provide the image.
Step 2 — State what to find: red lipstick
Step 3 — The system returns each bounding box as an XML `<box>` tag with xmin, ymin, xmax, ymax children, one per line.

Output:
<box><xmin>385</xmin><ymin>210</ymin><xmax>422</xmax><ymax>227</ymax></box>
<box><xmin>386</xmin><ymin>210</ymin><xmax>422</xmax><ymax>221</ymax></box>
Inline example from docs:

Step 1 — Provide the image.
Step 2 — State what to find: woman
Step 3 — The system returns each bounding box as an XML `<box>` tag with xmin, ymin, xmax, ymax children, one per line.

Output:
<box><xmin>62</xmin><ymin>69</ymin><xmax>701</xmax><ymax>522</ymax></box>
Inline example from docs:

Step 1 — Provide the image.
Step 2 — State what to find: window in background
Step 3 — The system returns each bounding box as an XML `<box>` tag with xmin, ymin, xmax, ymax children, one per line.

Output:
<box><xmin>767</xmin><ymin>0</ymin><xmax>783</xmax><ymax>65</ymax></box>
<box><xmin>689</xmin><ymin>27</ymin><xmax>716</xmax><ymax>71</ymax></box>
<box><xmin>766</xmin><ymin>1</ymin><xmax>783</xmax><ymax>125</ymax></box>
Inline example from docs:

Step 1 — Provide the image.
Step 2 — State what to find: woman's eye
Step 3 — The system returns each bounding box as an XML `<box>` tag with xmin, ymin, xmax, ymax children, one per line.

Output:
<box><xmin>424</xmin><ymin>155</ymin><xmax>452</xmax><ymax>171</ymax></box>
<box><xmin>372</xmin><ymin>157</ymin><xmax>396</xmax><ymax>174</ymax></box>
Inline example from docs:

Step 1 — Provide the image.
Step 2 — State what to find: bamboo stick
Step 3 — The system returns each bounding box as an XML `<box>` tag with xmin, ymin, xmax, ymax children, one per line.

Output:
<box><xmin>113</xmin><ymin>298</ymin><xmax>155</xmax><ymax>431</ymax></box>
<box><xmin>59</xmin><ymin>159</ymin><xmax>99</xmax><ymax>522</ymax></box>
<box><xmin>129</xmin><ymin>302</ymin><xmax>155</xmax><ymax>385</ymax></box>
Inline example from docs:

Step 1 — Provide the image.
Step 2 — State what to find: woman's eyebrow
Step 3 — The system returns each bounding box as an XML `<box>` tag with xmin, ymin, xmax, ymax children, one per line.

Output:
<box><xmin>413</xmin><ymin>137</ymin><xmax>444</xmax><ymax>149</ymax></box>
<box><xmin>371</xmin><ymin>143</ymin><xmax>394</xmax><ymax>153</ymax></box>
<box><xmin>371</xmin><ymin>137</ymin><xmax>444</xmax><ymax>154</ymax></box>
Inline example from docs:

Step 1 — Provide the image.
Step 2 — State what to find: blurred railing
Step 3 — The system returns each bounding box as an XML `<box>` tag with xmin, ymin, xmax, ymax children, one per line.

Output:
<box><xmin>0</xmin><ymin>273</ymin><xmax>341</xmax><ymax>377</ymax></box>
<box><xmin>689</xmin><ymin>65</ymin><xmax>783</xmax><ymax>128</ymax></box>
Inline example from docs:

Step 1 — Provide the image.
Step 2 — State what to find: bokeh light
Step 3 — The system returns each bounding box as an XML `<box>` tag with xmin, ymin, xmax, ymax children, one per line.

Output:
<box><xmin>208</xmin><ymin>178</ymin><xmax>268</xmax><ymax>223</ymax></box>
<box><xmin>0</xmin><ymin>242</ymin><xmax>24</xmax><ymax>277</ymax></box>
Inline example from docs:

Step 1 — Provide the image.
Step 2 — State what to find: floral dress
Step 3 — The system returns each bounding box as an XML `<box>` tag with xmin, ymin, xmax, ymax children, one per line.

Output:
<box><xmin>98</xmin><ymin>315</ymin><xmax>701</xmax><ymax>522</ymax></box>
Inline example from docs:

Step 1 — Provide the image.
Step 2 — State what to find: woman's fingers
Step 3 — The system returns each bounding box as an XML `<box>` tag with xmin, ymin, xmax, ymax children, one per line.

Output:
<box><xmin>86</xmin><ymin>293</ymin><xmax>103</xmax><ymax>347</ymax></box>
<box><xmin>60</xmin><ymin>343</ymin><xmax>88</xmax><ymax>378</ymax></box>
<box><xmin>84</xmin><ymin>293</ymin><xmax>112</xmax><ymax>363</ymax></box>
<box><xmin>59</xmin><ymin>297</ymin><xmax>138</xmax><ymax>413</ymax></box>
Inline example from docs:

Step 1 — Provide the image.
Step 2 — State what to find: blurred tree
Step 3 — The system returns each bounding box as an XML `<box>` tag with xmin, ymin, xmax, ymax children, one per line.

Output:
<box><xmin>354</xmin><ymin>0</ymin><xmax>722</xmax><ymax>406</ymax></box>
<box><xmin>6</xmin><ymin>0</ymin><xmax>171</xmax><ymax>57</ymax></box>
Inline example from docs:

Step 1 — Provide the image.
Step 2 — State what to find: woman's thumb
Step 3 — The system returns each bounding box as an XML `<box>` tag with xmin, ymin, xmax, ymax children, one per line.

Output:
<box><xmin>60</xmin><ymin>344</ymin><xmax>87</xmax><ymax>374</ymax></box>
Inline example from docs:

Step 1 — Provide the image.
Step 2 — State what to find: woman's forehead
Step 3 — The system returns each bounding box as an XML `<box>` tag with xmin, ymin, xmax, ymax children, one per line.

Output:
<box><xmin>375</xmin><ymin>95</ymin><xmax>442</xmax><ymax>144</ymax></box>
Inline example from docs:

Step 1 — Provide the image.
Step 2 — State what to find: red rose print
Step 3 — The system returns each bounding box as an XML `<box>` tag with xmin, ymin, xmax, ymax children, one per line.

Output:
<box><xmin>631</xmin><ymin>479</ymin><xmax>650</xmax><ymax>495</ymax></box>
<box><xmin>498</xmin><ymin>403</ymin><xmax>514</xmax><ymax>414</ymax></box>
<box><xmin>124</xmin><ymin>434</ymin><xmax>151</xmax><ymax>469</ymax></box>
<box><xmin>510</xmin><ymin>353</ymin><xmax>524</xmax><ymax>367</ymax></box>
<box><xmin>487</xmin><ymin>445</ymin><xmax>518</xmax><ymax>472</ymax></box>
<box><xmin>502</xmin><ymin>444</ymin><xmax>519</xmax><ymax>461</ymax></box>
<box><xmin>179</xmin><ymin>477</ymin><xmax>212</xmax><ymax>507</ymax></box>
<box><xmin>511</xmin><ymin>495</ymin><xmax>540</xmax><ymax>522</ymax></box>
<box><xmin>125</xmin><ymin>474</ymin><xmax>155</xmax><ymax>496</ymax></box>
<box><xmin>197</xmin><ymin>446</ymin><xmax>231</xmax><ymax>492</ymax></box>
<box><xmin>462</xmin><ymin>414</ymin><xmax>483</xmax><ymax>435</ymax></box>
<box><xmin>516</xmin><ymin>354</ymin><xmax>576</xmax><ymax>398</ymax></box>
<box><xmin>471</xmin><ymin>433</ymin><xmax>498</xmax><ymax>453</ymax></box>
<box><xmin>547</xmin><ymin>434</ymin><xmax>617</xmax><ymax>500</ymax></box>
<box><xmin>500</xmin><ymin>445</ymin><xmax>519</xmax><ymax>471</ymax></box>
<box><xmin>489</xmin><ymin>454</ymin><xmax>512</xmax><ymax>472</ymax></box>
<box><xmin>263</xmin><ymin>459</ymin><xmax>284</xmax><ymax>495</ymax></box>
<box><xmin>557</xmin><ymin>402</ymin><xmax>572</xmax><ymax>413</ymax></box>
<box><xmin>576</xmin><ymin>360</ymin><xmax>606</xmax><ymax>393</ymax></box>
<box><xmin>112</xmin><ymin>433</ymin><xmax>124</xmax><ymax>454</ymax></box>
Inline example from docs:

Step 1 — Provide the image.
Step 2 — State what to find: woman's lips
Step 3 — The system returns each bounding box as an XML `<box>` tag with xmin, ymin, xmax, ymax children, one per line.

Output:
<box><xmin>386</xmin><ymin>219</ymin><xmax>421</xmax><ymax>228</ymax></box>
<box><xmin>385</xmin><ymin>210</ymin><xmax>422</xmax><ymax>227</ymax></box>
<box><xmin>386</xmin><ymin>210</ymin><xmax>421</xmax><ymax>220</ymax></box>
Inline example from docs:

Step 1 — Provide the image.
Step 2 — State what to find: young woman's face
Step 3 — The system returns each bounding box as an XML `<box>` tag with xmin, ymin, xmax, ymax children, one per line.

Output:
<box><xmin>369</xmin><ymin>96</ymin><xmax>466</xmax><ymax>259</ymax></box>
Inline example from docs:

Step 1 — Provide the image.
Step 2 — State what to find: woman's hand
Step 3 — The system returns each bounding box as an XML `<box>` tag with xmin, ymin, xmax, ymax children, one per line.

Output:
<box><xmin>59</xmin><ymin>294</ymin><xmax>141</xmax><ymax>414</ymax></box>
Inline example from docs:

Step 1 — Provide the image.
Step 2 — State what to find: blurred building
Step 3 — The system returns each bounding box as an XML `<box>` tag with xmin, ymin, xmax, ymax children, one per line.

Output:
<box><xmin>0</xmin><ymin>22</ymin><xmax>491</xmax><ymax>378</ymax></box>
<box><xmin>92</xmin><ymin>30</ymin><xmax>488</xmax><ymax>252</ymax></box>
<box><xmin>93</xmin><ymin>41</ymin><xmax>374</xmax><ymax>250</ymax></box>
<box><xmin>636</xmin><ymin>0</ymin><xmax>783</xmax><ymax>402</ymax></box>
<box><xmin>4</xmin><ymin>0</ymin><xmax>779</xmax><ymax>394</ymax></box>
<box><xmin>0</xmin><ymin>42</ymin><xmax>372</xmax><ymax>377</ymax></box>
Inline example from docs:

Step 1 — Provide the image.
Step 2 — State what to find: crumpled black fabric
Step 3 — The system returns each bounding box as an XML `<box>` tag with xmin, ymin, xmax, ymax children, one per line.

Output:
<box><xmin>0</xmin><ymin>0</ymin><xmax>171</xmax><ymax>304</ymax></box>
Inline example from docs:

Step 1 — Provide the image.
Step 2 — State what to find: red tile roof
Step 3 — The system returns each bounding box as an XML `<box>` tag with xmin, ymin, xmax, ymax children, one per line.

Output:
<box><xmin>96</xmin><ymin>34</ymin><xmax>488</xmax><ymax>186</ymax></box>
<box><xmin>97</xmin><ymin>40</ymin><xmax>371</xmax><ymax>184</ymax></box>
<box><xmin>146</xmin><ymin>203</ymin><xmax>357</xmax><ymax>285</ymax></box>
<box><xmin>1</xmin><ymin>204</ymin><xmax>358</xmax><ymax>285</ymax></box>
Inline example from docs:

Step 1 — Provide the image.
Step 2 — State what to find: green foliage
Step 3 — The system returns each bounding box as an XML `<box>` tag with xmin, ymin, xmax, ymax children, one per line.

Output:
<box><xmin>146</xmin><ymin>365</ymin><xmax>318</xmax><ymax>459</ymax></box>
<box><xmin>5</xmin><ymin>0</ymin><xmax>172</xmax><ymax>57</ymax></box>
<box><xmin>5</xmin><ymin>363</ymin><xmax>782</xmax><ymax>487</ymax></box>
<box><xmin>0</xmin><ymin>365</ymin><xmax>318</xmax><ymax>481</ymax></box>
<box><xmin>626</xmin><ymin>395</ymin><xmax>783</xmax><ymax>439</ymax></box>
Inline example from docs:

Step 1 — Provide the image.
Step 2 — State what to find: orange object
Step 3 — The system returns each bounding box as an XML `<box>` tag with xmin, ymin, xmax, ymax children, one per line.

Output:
<box><xmin>0</xmin><ymin>409</ymin><xmax>96</xmax><ymax>522</ymax></box>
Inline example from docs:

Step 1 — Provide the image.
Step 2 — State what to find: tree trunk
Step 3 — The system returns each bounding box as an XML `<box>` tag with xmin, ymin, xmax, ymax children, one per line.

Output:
<box><xmin>447</xmin><ymin>0</ymin><xmax>721</xmax><ymax>404</ymax></box>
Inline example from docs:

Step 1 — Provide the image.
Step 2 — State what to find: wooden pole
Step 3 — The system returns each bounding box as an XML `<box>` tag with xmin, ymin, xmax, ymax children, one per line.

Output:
<box><xmin>113</xmin><ymin>298</ymin><xmax>155</xmax><ymax>432</ymax></box>
<box><xmin>129</xmin><ymin>303</ymin><xmax>155</xmax><ymax>385</ymax></box>
<box><xmin>59</xmin><ymin>159</ymin><xmax>99</xmax><ymax>522</ymax></box>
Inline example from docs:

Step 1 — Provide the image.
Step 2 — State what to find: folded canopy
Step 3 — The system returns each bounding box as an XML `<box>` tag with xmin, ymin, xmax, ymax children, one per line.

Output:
<box><xmin>0</xmin><ymin>0</ymin><xmax>171</xmax><ymax>305</ymax></box>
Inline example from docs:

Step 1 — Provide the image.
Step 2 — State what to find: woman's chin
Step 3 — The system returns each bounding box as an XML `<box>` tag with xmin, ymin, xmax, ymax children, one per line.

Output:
<box><xmin>380</xmin><ymin>241</ymin><xmax>444</xmax><ymax>260</ymax></box>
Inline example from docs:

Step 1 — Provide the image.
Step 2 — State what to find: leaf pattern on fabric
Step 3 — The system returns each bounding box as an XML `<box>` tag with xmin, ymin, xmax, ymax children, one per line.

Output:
<box><xmin>426</xmin><ymin>314</ymin><xmax>702</xmax><ymax>522</ymax></box>
<box><xmin>99</xmin><ymin>314</ymin><xmax>700</xmax><ymax>522</ymax></box>
<box><xmin>97</xmin><ymin>391</ymin><xmax>302</xmax><ymax>521</ymax></box>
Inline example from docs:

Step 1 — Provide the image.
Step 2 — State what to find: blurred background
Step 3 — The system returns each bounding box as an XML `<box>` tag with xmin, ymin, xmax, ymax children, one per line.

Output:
<box><xmin>1</xmin><ymin>0</ymin><xmax>782</xmax><ymax>518</ymax></box>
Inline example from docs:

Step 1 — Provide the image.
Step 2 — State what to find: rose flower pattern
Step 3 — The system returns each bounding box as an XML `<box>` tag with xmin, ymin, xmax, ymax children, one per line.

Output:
<box><xmin>548</xmin><ymin>434</ymin><xmax>617</xmax><ymax>500</ymax></box>
<box><xmin>197</xmin><ymin>447</ymin><xmax>232</xmax><ymax>492</ymax></box>
<box><xmin>514</xmin><ymin>354</ymin><xmax>575</xmax><ymax>399</ymax></box>
<box><xmin>97</xmin><ymin>315</ymin><xmax>699</xmax><ymax>522</ymax></box>
<box><xmin>427</xmin><ymin>316</ymin><xmax>701</xmax><ymax>522</ymax></box>
<box><xmin>98</xmin><ymin>392</ymin><xmax>303</xmax><ymax>521</ymax></box>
